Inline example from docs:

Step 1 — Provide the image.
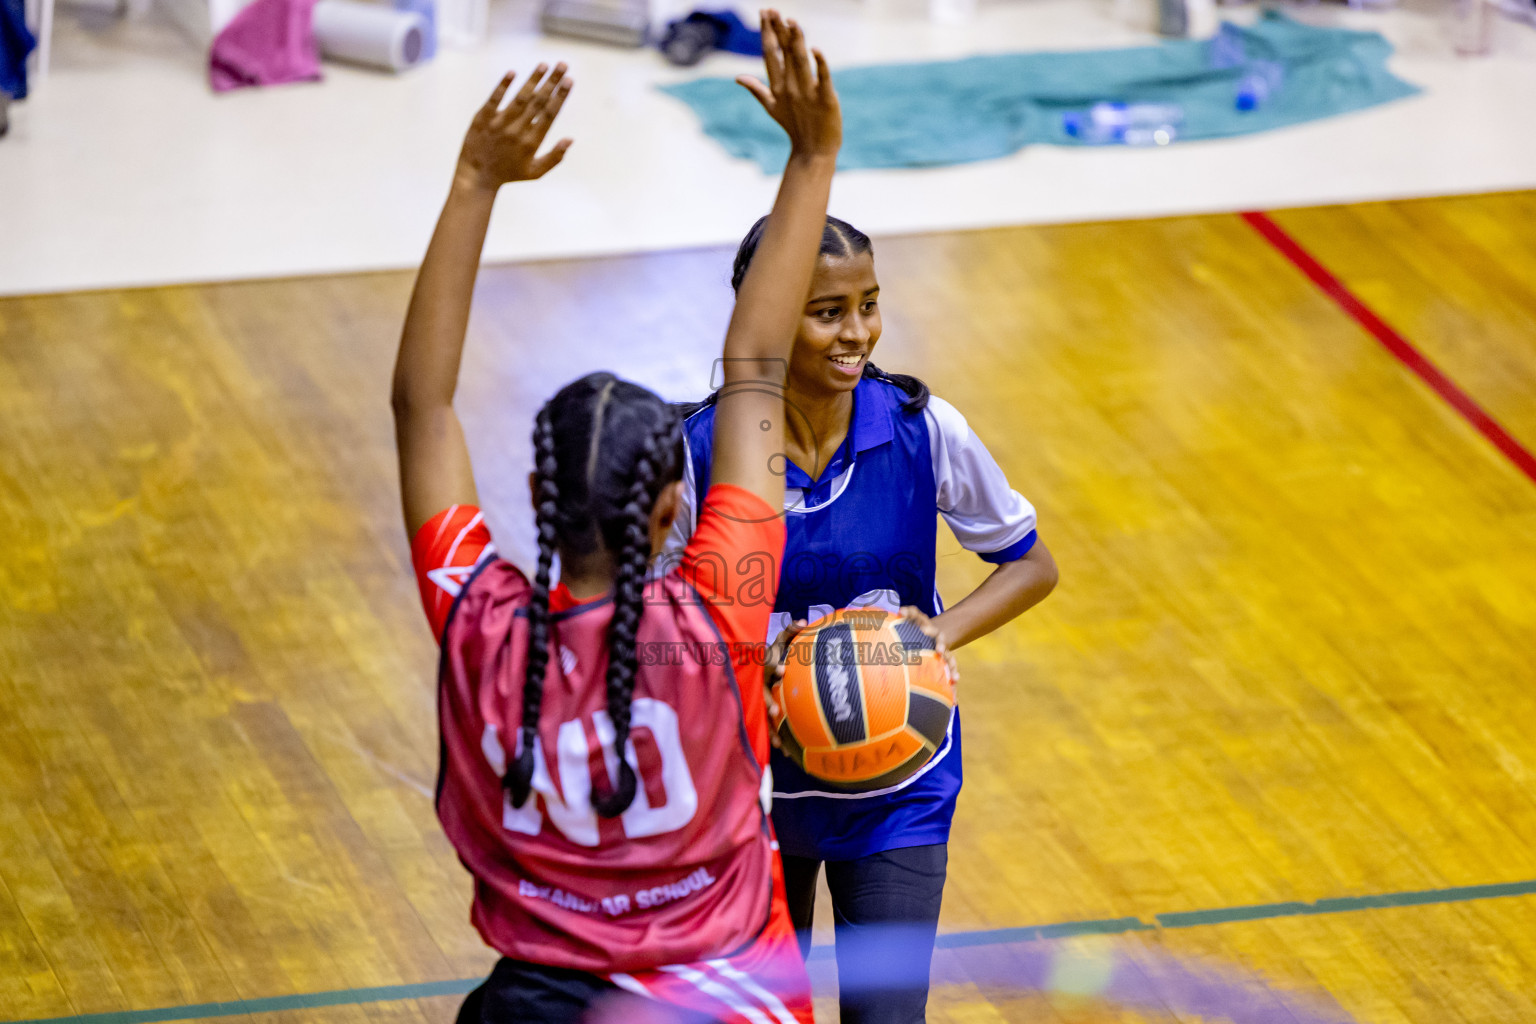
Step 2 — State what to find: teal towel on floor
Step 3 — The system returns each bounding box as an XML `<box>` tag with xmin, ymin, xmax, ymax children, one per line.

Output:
<box><xmin>659</xmin><ymin>11</ymin><xmax>1420</xmax><ymax>171</ymax></box>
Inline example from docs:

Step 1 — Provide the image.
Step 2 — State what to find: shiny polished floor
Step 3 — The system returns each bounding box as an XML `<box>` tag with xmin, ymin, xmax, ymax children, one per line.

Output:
<box><xmin>2</xmin><ymin>191</ymin><xmax>1535</xmax><ymax>1023</ymax></box>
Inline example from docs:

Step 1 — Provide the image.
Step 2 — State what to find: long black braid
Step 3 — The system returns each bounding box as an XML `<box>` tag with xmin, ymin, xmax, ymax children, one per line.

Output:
<box><xmin>590</xmin><ymin>412</ymin><xmax>677</xmax><ymax>816</ymax></box>
<box><xmin>677</xmin><ymin>214</ymin><xmax>930</xmax><ymax>420</ymax></box>
<box><xmin>504</xmin><ymin>373</ymin><xmax>682</xmax><ymax>818</ymax></box>
<box><xmin>507</xmin><ymin>406</ymin><xmax>560</xmax><ymax>809</ymax></box>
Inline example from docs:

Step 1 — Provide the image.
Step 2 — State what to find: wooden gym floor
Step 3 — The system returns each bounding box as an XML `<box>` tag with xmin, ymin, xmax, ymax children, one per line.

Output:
<box><xmin>3</xmin><ymin>190</ymin><xmax>1535</xmax><ymax>1024</ymax></box>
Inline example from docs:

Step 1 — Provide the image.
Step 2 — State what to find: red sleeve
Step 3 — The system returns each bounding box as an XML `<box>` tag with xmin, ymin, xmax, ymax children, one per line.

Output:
<box><xmin>678</xmin><ymin>484</ymin><xmax>785</xmax><ymax>650</ymax></box>
<box><xmin>411</xmin><ymin>505</ymin><xmax>495</xmax><ymax>642</ymax></box>
<box><xmin>676</xmin><ymin>485</ymin><xmax>785</xmax><ymax>761</ymax></box>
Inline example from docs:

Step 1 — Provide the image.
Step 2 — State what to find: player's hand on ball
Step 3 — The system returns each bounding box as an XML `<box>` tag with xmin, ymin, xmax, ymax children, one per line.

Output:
<box><xmin>456</xmin><ymin>64</ymin><xmax>574</xmax><ymax>192</ymax></box>
<box><xmin>736</xmin><ymin>10</ymin><xmax>842</xmax><ymax>160</ymax></box>
<box><xmin>899</xmin><ymin>606</ymin><xmax>959</xmax><ymax>688</ymax></box>
<box><xmin>763</xmin><ymin>618</ymin><xmax>808</xmax><ymax>748</ymax></box>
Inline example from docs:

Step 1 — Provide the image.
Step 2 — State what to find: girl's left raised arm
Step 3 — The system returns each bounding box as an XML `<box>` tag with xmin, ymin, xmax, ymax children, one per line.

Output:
<box><xmin>391</xmin><ymin>65</ymin><xmax>573</xmax><ymax>536</ymax></box>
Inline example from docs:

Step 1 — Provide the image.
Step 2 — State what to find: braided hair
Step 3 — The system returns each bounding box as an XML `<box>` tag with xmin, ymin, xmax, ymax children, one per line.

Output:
<box><xmin>508</xmin><ymin>406</ymin><xmax>561</xmax><ymax>809</ymax></box>
<box><xmin>719</xmin><ymin>214</ymin><xmax>929</xmax><ymax>415</ymax></box>
<box><xmin>506</xmin><ymin>373</ymin><xmax>683</xmax><ymax>818</ymax></box>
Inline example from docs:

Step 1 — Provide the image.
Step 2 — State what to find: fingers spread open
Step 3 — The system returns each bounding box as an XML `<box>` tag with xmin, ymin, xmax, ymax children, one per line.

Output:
<box><xmin>516</xmin><ymin>63</ymin><xmax>568</xmax><ymax>129</ymax></box>
<box><xmin>482</xmin><ymin>72</ymin><xmax>515</xmax><ymax>117</ymax></box>
<box><xmin>497</xmin><ymin>62</ymin><xmax>548</xmax><ymax>127</ymax></box>
<box><xmin>524</xmin><ymin>72</ymin><xmax>573</xmax><ymax>147</ymax></box>
<box><xmin>535</xmin><ymin>64</ymin><xmax>569</xmax><ymax>110</ymax></box>
<box><xmin>545</xmin><ymin>72</ymin><xmax>574</xmax><ymax>118</ymax></box>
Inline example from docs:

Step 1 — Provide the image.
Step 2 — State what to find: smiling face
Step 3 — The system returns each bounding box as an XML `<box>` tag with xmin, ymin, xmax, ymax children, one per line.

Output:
<box><xmin>789</xmin><ymin>251</ymin><xmax>883</xmax><ymax>400</ymax></box>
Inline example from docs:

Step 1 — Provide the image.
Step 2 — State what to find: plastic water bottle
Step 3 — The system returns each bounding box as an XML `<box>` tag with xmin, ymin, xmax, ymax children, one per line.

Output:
<box><xmin>1235</xmin><ymin>60</ymin><xmax>1284</xmax><ymax>110</ymax></box>
<box><xmin>1063</xmin><ymin>102</ymin><xmax>1184</xmax><ymax>146</ymax></box>
<box><xmin>1210</xmin><ymin>21</ymin><xmax>1246</xmax><ymax>68</ymax></box>
<box><xmin>1210</xmin><ymin>23</ymin><xmax>1285</xmax><ymax>110</ymax></box>
<box><xmin>1062</xmin><ymin>118</ymin><xmax>1180</xmax><ymax>145</ymax></box>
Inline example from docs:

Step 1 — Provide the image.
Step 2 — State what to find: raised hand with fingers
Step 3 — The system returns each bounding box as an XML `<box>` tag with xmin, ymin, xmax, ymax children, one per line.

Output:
<box><xmin>456</xmin><ymin>63</ymin><xmax>575</xmax><ymax>192</ymax></box>
<box><xmin>393</xmin><ymin>60</ymin><xmax>578</xmax><ymax>536</ymax></box>
<box><xmin>736</xmin><ymin>10</ymin><xmax>841</xmax><ymax>160</ymax></box>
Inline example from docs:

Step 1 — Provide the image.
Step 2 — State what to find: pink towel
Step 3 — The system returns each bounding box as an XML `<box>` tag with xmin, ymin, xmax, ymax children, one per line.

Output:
<box><xmin>210</xmin><ymin>0</ymin><xmax>322</xmax><ymax>92</ymax></box>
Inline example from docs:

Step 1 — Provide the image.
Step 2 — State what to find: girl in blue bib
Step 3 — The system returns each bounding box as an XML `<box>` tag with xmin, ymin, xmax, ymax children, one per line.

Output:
<box><xmin>665</xmin><ymin>216</ymin><xmax>1058</xmax><ymax>1023</ymax></box>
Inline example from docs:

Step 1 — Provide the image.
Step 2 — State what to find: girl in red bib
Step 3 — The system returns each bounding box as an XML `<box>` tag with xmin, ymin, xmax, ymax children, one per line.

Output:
<box><xmin>390</xmin><ymin>12</ymin><xmax>841</xmax><ymax>1024</ymax></box>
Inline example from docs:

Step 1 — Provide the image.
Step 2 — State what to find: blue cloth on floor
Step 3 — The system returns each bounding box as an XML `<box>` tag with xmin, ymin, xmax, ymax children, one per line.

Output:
<box><xmin>659</xmin><ymin>11</ymin><xmax>1419</xmax><ymax>172</ymax></box>
<box><xmin>1</xmin><ymin>0</ymin><xmax>37</xmax><ymax>100</ymax></box>
<box><xmin>691</xmin><ymin>8</ymin><xmax>761</xmax><ymax>57</ymax></box>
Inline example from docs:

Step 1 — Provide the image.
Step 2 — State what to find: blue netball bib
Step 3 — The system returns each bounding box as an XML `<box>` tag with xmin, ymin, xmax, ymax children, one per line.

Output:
<box><xmin>678</xmin><ymin>378</ymin><xmax>965</xmax><ymax>861</ymax></box>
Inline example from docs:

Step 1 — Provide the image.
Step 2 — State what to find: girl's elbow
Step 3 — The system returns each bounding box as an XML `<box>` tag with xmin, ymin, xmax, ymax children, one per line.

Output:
<box><xmin>1040</xmin><ymin>560</ymin><xmax>1060</xmax><ymax>596</ymax></box>
<box><xmin>1030</xmin><ymin>544</ymin><xmax>1059</xmax><ymax>596</ymax></box>
<box><xmin>390</xmin><ymin>385</ymin><xmax>412</xmax><ymax>421</ymax></box>
<box><xmin>391</xmin><ymin>384</ymin><xmax>443</xmax><ymax>423</ymax></box>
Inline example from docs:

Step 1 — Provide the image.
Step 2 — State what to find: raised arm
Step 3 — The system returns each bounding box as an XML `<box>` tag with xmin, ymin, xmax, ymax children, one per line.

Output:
<box><xmin>710</xmin><ymin>11</ymin><xmax>842</xmax><ymax>509</ymax></box>
<box><xmin>391</xmin><ymin>65</ymin><xmax>574</xmax><ymax>536</ymax></box>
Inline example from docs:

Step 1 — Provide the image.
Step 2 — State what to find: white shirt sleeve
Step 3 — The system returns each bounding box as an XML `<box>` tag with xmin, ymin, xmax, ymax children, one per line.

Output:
<box><xmin>926</xmin><ymin>395</ymin><xmax>1038</xmax><ymax>563</ymax></box>
<box><xmin>660</xmin><ymin>433</ymin><xmax>699</xmax><ymax>563</ymax></box>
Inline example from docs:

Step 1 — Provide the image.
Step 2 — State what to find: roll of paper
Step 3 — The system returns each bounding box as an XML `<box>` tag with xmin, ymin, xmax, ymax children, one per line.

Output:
<box><xmin>313</xmin><ymin>0</ymin><xmax>427</xmax><ymax>71</ymax></box>
<box><xmin>392</xmin><ymin>0</ymin><xmax>435</xmax><ymax>59</ymax></box>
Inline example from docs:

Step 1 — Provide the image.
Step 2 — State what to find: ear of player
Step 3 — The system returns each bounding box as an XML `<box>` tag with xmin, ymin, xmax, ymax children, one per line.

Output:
<box><xmin>771</xmin><ymin>609</ymin><xmax>957</xmax><ymax>790</ymax></box>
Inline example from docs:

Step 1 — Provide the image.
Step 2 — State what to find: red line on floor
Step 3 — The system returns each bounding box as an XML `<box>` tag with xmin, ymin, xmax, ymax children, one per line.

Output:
<box><xmin>1241</xmin><ymin>209</ymin><xmax>1536</xmax><ymax>487</ymax></box>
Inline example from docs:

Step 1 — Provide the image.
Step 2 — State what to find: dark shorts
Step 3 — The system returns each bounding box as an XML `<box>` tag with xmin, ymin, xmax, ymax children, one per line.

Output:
<box><xmin>456</xmin><ymin>959</ymin><xmax>615</xmax><ymax>1024</ymax></box>
<box><xmin>456</xmin><ymin>958</ymin><xmax>722</xmax><ymax>1024</ymax></box>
